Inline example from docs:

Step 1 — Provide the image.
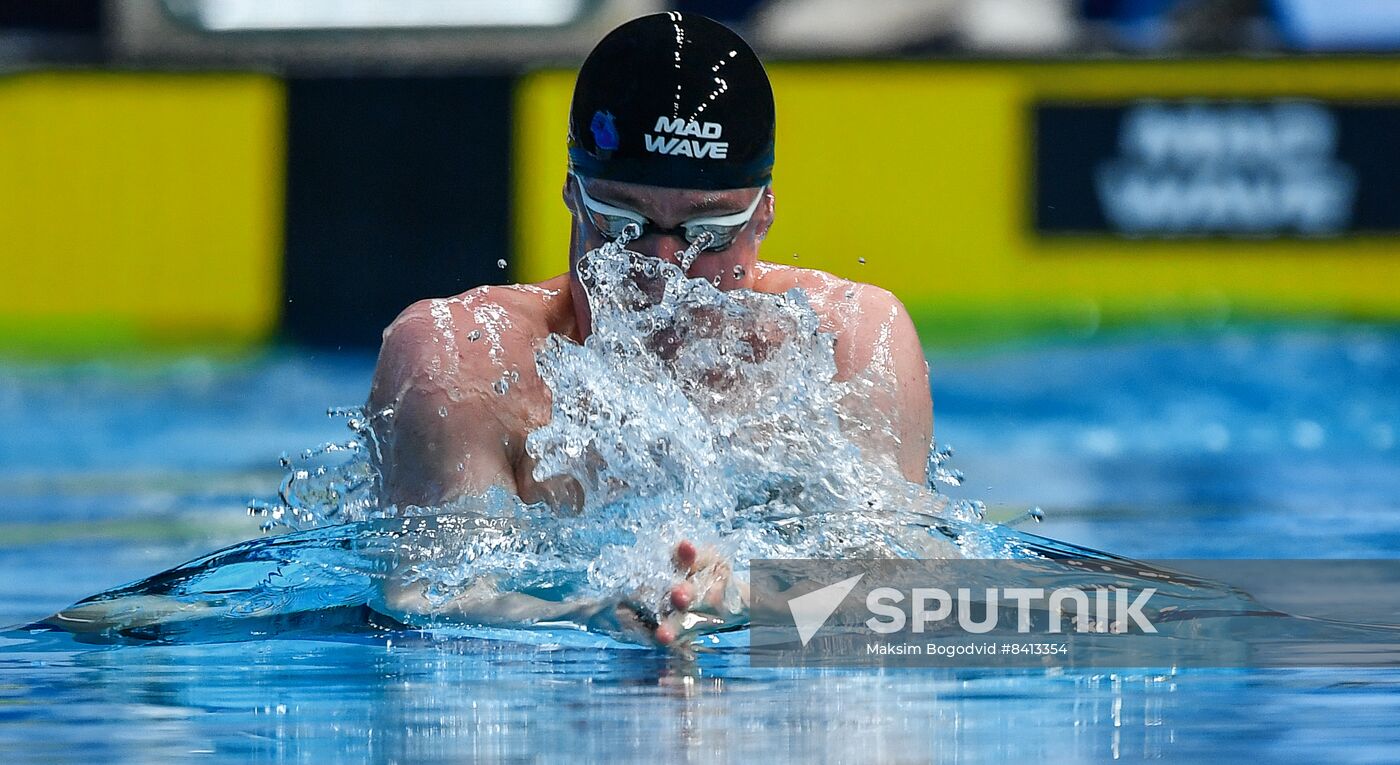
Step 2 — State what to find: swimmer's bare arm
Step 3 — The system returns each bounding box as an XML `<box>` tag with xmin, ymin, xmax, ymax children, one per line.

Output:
<box><xmin>368</xmin><ymin>297</ymin><xmax>519</xmax><ymax>507</ymax></box>
<box><xmin>753</xmin><ymin>264</ymin><xmax>932</xmax><ymax>483</ymax></box>
<box><xmin>368</xmin><ymin>297</ymin><xmax>581</xmax><ymax>625</ymax></box>
<box><xmin>829</xmin><ymin>284</ymin><xmax>934</xmax><ymax>484</ymax></box>
<box><xmin>366</xmin><ymin>296</ymin><xmax>658</xmax><ymax>634</ymax></box>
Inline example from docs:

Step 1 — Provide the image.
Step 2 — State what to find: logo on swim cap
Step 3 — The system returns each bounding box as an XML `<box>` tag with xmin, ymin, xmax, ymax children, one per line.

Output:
<box><xmin>590</xmin><ymin>110</ymin><xmax>620</xmax><ymax>154</ymax></box>
<box><xmin>645</xmin><ymin>116</ymin><xmax>728</xmax><ymax>159</ymax></box>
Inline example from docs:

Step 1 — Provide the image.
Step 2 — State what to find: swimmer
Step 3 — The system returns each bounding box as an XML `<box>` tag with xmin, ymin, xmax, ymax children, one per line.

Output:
<box><xmin>368</xmin><ymin>13</ymin><xmax>933</xmax><ymax>646</ymax></box>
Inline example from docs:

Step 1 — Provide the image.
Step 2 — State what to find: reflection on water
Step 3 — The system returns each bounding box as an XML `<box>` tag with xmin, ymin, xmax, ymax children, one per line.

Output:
<box><xmin>6</xmin><ymin>627</ymin><xmax>1400</xmax><ymax>763</ymax></box>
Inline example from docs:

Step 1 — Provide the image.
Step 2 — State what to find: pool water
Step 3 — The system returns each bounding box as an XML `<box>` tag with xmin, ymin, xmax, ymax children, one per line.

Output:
<box><xmin>2</xmin><ymin>323</ymin><xmax>1398</xmax><ymax>762</ymax></box>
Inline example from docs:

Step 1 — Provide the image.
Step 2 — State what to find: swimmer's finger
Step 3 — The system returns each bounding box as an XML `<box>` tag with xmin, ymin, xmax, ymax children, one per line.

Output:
<box><xmin>673</xmin><ymin>540</ymin><xmax>698</xmax><ymax>573</ymax></box>
<box><xmin>675</xmin><ymin>540</ymin><xmax>725</xmax><ymax>576</ymax></box>
<box><xmin>670</xmin><ymin>582</ymin><xmax>694</xmax><ymax>612</ymax></box>
<box><xmin>672</xmin><ymin>571</ymin><xmax>728</xmax><ymax>620</ymax></box>
<box><xmin>654</xmin><ymin>616</ymin><xmax>680</xmax><ymax>646</ymax></box>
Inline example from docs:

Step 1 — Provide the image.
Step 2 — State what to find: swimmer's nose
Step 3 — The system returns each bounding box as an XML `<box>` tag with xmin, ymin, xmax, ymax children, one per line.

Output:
<box><xmin>632</xmin><ymin>233</ymin><xmax>690</xmax><ymax>268</ymax></box>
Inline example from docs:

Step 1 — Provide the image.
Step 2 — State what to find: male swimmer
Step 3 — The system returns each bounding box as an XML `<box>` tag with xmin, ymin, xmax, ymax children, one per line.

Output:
<box><xmin>367</xmin><ymin>13</ymin><xmax>932</xmax><ymax>646</ymax></box>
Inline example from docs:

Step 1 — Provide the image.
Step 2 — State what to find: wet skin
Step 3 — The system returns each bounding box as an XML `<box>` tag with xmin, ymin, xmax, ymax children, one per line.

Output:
<box><xmin>367</xmin><ymin>177</ymin><xmax>934</xmax><ymax>646</ymax></box>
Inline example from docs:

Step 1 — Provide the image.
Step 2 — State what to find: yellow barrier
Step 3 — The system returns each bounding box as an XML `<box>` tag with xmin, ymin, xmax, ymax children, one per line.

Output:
<box><xmin>515</xmin><ymin>60</ymin><xmax>1400</xmax><ymax>343</ymax></box>
<box><xmin>0</xmin><ymin>72</ymin><xmax>284</xmax><ymax>353</ymax></box>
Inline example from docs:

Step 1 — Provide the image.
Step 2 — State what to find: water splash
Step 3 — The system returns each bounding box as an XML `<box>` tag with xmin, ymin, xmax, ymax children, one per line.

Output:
<box><xmin>253</xmin><ymin>233</ymin><xmax>1006</xmax><ymax>626</ymax></box>
<box><xmin>248</xmin><ymin>406</ymin><xmax>383</xmax><ymax>531</ymax></box>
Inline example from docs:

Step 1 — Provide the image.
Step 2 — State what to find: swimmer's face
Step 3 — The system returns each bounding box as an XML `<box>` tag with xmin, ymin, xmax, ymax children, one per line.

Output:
<box><xmin>563</xmin><ymin>175</ymin><xmax>774</xmax><ymax>333</ymax></box>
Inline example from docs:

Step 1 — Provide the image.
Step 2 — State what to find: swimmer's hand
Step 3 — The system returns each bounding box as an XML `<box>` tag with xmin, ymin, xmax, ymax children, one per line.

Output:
<box><xmin>650</xmin><ymin>540</ymin><xmax>748</xmax><ymax>648</ymax></box>
<box><xmin>371</xmin><ymin>537</ymin><xmax>748</xmax><ymax>651</ymax></box>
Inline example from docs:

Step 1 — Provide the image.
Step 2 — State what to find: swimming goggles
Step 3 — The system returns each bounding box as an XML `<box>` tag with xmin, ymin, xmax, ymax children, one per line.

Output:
<box><xmin>572</xmin><ymin>172</ymin><xmax>766</xmax><ymax>253</ymax></box>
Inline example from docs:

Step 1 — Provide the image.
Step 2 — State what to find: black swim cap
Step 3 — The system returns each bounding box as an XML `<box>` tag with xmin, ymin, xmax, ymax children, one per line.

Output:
<box><xmin>569</xmin><ymin>12</ymin><xmax>775</xmax><ymax>191</ymax></box>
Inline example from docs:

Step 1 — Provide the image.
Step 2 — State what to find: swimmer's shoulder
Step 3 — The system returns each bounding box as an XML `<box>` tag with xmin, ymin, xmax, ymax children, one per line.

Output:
<box><xmin>381</xmin><ymin>277</ymin><xmax>572</xmax><ymax>351</ymax></box>
<box><xmin>506</xmin><ymin>274</ymin><xmax>578</xmax><ymax>340</ymax></box>
<box><xmin>751</xmin><ymin>261</ymin><xmax>907</xmax><ymax>325</ymax></box>
<box><xmin>751</xmin><ymin>260</ymin><xmax>830</xmax><ymax>295</ymax></box>
<box><xmin>374</xmin><ymin>278</ymin><xmax>572</xmax><ymax>394</ymax></box>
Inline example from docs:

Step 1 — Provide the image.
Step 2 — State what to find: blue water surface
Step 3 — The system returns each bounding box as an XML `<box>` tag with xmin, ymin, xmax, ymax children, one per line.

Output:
<box><xmin>2</xmin><ymin>323</ymin><xmax>1398</xmax><ymax>763</ymax></box>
